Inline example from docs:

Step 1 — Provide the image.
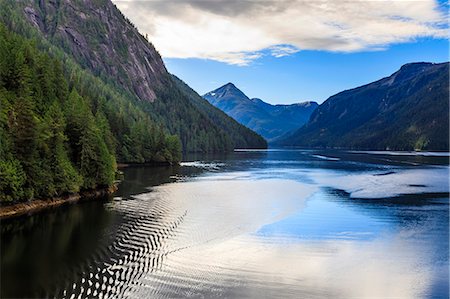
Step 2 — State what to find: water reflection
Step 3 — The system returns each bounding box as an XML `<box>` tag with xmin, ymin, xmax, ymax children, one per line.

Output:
<box><xmin>1</xmin><ymin>150</ymin><xmax>448</xmax><ymax>298</ymax></box>
<box><xmin>1</xmin><ymin>201</ymin><xmax>115</xmax><ymax>298</ymax></box>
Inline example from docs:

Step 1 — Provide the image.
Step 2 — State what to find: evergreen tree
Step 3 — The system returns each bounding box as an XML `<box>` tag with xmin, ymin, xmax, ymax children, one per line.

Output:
<box><xmin>11</xmin><ymin>97</ymin><xmax>40</xmax><ymax>199</ymax></box>
<box><xmin>0</xmin><ymin>158</ymin><xmax>25</xmax><ymax>202</ymax></box>
<box><xmin>42</xmin><ymin>101</ymin><xmax>82</xmax><ymax>194</ymax></box>
<box><xmin>0</xmin><ymin>23</ymin><xmax>182</xmax><ymax>203</ymax></box>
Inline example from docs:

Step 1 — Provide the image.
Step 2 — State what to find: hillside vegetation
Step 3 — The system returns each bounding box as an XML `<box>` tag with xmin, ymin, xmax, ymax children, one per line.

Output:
<box><xmin>278</xmin><ymin>62</ymin><xmax>449</xmax><ymax>151</ymax></box>
<box><xmin>0</xmin><ymin>0</ymin><xmax>266</xmax><ymax>152</ymax></box>
<box><xmin>0</xmin><ymin>25</ymin><xmax>181</xmax><ymax>202</ymax></box>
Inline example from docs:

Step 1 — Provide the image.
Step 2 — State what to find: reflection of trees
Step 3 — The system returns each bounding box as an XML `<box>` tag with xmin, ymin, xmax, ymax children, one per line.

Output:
<box><xmin>114</xmin><ymin>166</ymin><xmax>180</xmax><ymax>198</ymax></box>
<box><xmin>1</xmin><ymin>185</ymin><xmax>187</xmax><ymax>298</ymax></box>
<box><xmin>1</xmin><ymin>202</ymin><xmax>113</xmax><ymax>298</ymax></box>
<box><xmin>51</xmin><ymin>197</ymin><xmax>187</xmax><ymax>298</ymax></box>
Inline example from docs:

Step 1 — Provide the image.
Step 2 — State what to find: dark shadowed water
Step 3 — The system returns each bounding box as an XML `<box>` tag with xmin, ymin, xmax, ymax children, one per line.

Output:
<box><xmin>1</xmin><ymin>149</ymin><xmax>449</xmax><ymax>298</ymax></box>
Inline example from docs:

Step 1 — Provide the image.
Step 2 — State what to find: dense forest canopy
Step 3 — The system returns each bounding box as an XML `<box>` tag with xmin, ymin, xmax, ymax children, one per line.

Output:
<box><xmin>0</xmin><ymin>25</ymin><xmax>181</xmax><ymax>202</ymax></box>
<box><xmin>0</xmin><ymin>0</ymin><xmax>266</xmax><ymax>203</ymax></box>
<box><xmin>0</xmin><ymin>0</ymin><xmax>266</xmax><ymax>153</ymax></box>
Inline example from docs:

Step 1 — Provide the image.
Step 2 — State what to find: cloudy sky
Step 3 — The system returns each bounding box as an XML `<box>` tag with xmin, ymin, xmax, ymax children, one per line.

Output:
<box><xmin>113</xmin><ymin>0</ymin><xmax>449</xmax><ymax>104</ymax></box>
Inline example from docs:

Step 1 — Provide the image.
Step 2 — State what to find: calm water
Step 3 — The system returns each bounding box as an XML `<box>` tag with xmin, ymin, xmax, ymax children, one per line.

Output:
<box><xmin>1</xmin><ymin>150</ymin><xmax>449</xmax><ymax>298</ymax></box>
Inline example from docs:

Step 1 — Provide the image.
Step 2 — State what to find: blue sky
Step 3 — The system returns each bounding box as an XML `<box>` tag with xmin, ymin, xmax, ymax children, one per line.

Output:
<box><xmin>165</xmin><ymin>38</ymin><xmax>448</xmax><ymax>104</ymax></box>
<box><xmin>115</xmin><ymin>0</ymin><xmax>449</xmax><ymax>104</ymax></box>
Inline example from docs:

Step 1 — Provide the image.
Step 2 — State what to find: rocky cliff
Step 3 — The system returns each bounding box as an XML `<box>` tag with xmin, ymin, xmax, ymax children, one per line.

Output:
<box><xmin>22</xmin><ymin>0</ymin><xmax>165</xmax><ymax>102</ymax></box>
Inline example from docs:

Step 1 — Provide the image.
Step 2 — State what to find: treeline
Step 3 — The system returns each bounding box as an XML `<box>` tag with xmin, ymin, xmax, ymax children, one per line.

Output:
<box><xmin>0</xmin><ymin>0</ymin><xmax>267</xmax><ymax>152</ymax></box>
<box><xmin>171</xmin><ymin>75</ymin><xmax>268</xmax><ymax>149</ymax></box>
<box><xmin>0</xmin><ymin>25</ymin><xmax>181</xmax><ymax>202</ymax></box>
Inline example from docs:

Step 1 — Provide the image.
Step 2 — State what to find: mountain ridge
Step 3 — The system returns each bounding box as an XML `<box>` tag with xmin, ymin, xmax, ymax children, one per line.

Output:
<box><xmin>277</xmin><ymin>62</ymin><xmax>449</xmax><ymax>151</ymax></box>
<box><xmin>0</xmin><ymin>0</ymin><xmax>267</xmax><ymax>152</ymax></box>
<box><xmin>203</xmin><ymin>83</ymin><xmax>318</xmax><ymax>141</ymax></box>
<box><xmin>22</xmin><ymin>0</ymin><xmax>166</xmax><ymax>102</ymax></box>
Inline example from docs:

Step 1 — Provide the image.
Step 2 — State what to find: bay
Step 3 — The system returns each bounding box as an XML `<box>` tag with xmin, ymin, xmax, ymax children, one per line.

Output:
<box><xmin>1</xmin><ymin>149</ymin><xmax>448</xmax><ymax>298</ymax></box>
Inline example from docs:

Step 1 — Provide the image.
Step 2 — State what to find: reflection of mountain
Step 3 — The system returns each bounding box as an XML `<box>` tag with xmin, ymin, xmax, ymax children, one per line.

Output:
<box><xmin>278</xmin><ymin>62</ymin><xmax>449</xmax><ymax>150</ymax></box>
<box><xmin>204</xmin><ymin>83</ymin><xmax>318</xmax><ymax>141</ymax></box>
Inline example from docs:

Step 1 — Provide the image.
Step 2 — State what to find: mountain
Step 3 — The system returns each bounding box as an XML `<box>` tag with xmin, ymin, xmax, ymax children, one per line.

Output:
<box><xmin>0</xmin><ymin>0</ymin><xmax>266</xmax><ymax>152</ymax></box>
<box><xmin>277</xmin><ymin>62</ymin><xmax>449</xmax><ymax>151</ymax></box>
<box><xmin>21</xmin><ymin>0</ymin><xmax>166</xmax><ymax>103</ymax></box>
<box><xmin>203</xmin><ymin>83</ymin><xmax>318</xmax><ymax>141</ymax></box>
<box><xmin>171</xmin><ymin>76</ymin><xmax>267</xmax><ymax>149</ymax></box>
<box><xmin>2</xmin><ymin>18</ymin><xmax>188</xmax><ymax>203</ymax></box>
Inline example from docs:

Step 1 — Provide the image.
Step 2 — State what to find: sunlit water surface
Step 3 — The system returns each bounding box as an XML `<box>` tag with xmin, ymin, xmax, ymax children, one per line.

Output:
<box><xmin>1</xmin><ymin>150</ymin><xmax>449</xmax><ymax>298</ymax></box>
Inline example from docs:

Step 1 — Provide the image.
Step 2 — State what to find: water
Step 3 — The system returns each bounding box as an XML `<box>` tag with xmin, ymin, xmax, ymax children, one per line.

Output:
<box><xmin>1</xmin><ymin>149</ymin><xmax>449</xmax><ymax>298</ymax></box>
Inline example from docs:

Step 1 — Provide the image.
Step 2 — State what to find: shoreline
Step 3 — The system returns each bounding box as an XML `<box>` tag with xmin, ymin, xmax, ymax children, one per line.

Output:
<box><xmin>117</xmin><ymin>161</ymin><xmax>175</xmax><ymax>168</ymax></box>
<box><xmin>0</xmin><ymin>185</ymin><xmax>118</xmax><ymax>220</ymax></box>
<box><xmin>0</xmin><ymin>162</ymin><xmax>176</xmax><ymax>220</ymax></box>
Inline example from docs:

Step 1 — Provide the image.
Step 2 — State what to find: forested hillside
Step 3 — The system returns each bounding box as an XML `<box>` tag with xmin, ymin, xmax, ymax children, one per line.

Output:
<box><xmin>172</xmin><ymin>76</ymin><xmax>267</xmax><ymax>149</ymax></box>
<box><xmin>0</xmin><ymin>0</ymin><xmax>266</xmax><ymax>152</ymax></box>
<box><xmin>0</xmin><ymin>25</ymin><xmax>181</xmax><ymax>202</ymax></box>
<box><xmin>278</xmin><ymin>62</ymin><xmax>449</xmax><ymax>150</ymax></box>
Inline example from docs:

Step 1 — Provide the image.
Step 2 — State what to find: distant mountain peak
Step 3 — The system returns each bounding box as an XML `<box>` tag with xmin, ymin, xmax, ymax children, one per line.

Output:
<box><xmin>385</xmin><ymin>61</ymin><xmax>444</xmax><ymax>87</ymax></box>
<box><xmin>396</xmin><ymin>62</ymin><xmax>436</xmax><ymax>75</ymax></box>
<box><xmin>221</xmin><ymin>82</ymin><xmax>241</xmax><ymax>91</ymax></box>
<box><xmin>203</xmin><ymin>84</ymin><xmax>318</xmax><ymax>141</ymax></box>
<box><xmin>224</xmin><ymin>82</ymin><xmax>237</xmax><ymax>88</ymax></box>
<box><xmin>204</xmin><ymin>82</ymin><xmax>250</xmax><ymax>101</ymax></box>
<box><xmin>399</xmin><ymin>62</ymin><xmax>434</xmax><ymax>69</ymax></box>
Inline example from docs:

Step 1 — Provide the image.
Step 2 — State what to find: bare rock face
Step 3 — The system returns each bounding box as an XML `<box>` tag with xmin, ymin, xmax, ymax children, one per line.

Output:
<box><xmin>22</xmin><ymin>0</ymin><xmax>167</xmax><ymax>102</ymax></box>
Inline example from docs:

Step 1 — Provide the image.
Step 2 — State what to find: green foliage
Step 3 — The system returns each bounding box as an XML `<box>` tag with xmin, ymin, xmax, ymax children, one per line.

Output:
<box><xmin>0</xmin><ymin>0</ymin><xmax>268</xmax><ymax>204</ymax></box>
<box><xmin>42</xmin><ymin>101</ymin><xmax>82</xmax><ymax>194</ymax></box>
<box><xmin>172</xmin><ymin>76</ymin><xmax>267</xmax><ymax>149</ymax></box>
<box><xmin>0</xmin><ymin>0</ymin><xmax>266</xmax><ymax>153</ymax></box>
<box><xmin>0</xmin><ymin>159</ymin><xmax>25</xmax><ymax>202</ymax></box>
<box><xmin>165</xmin><ymin>135</ymin><xmax>182</xmax><ymax>163</ymax></box>
<box><xmin>0</xmin><ymin>24</ymin><xmax>181</xmax><ymax>202</ymax></box>
<box><xmin>278</xmin><ymin>63</ymin><xmax>449</xmax><ymax>151</ymax></box>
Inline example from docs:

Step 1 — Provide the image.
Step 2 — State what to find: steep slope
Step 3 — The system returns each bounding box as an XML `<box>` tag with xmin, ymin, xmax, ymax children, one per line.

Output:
<box><xmin>203</xmin><ymin>83</ymin><xmax>318</xmax><ymax>141</ymax></box>
<box><xmin>278</xmin><ymin>62</ymin><xmax>449</xmax><ymax>151</ymax></box>
<box><xmin>0</xmin><ymin>24</ymin><xmax>182</xmax><ymax>202</ymax></box>
<box><xmin>27</xmin><ymin>0</ymin><xmax>165</xmax><ymax>102</ymax></box>
<box><xmin>0</xmin><ymin>0</ymin><xmax>266</xmax><ymax>152</ymax></box>
<box><xmin>172</xmin><ymin>76</ymin><xmax>267</xmax><ymax>149</ymax></box>
<box><xmin>254</xmin><ymin>99</ymin><xmax>318</xmax><ymax>137</ymax></box>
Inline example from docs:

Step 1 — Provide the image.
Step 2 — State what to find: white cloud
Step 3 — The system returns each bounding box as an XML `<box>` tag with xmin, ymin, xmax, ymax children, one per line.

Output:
<box><xmin>113</xmin><ymin>0</ymin><xmax>448</xmax><ymax>65</ymax></box>
<box><xmin>270</xmin><ymin>45</ymin><xmax>300</xmax><ymax>58</ymax></box>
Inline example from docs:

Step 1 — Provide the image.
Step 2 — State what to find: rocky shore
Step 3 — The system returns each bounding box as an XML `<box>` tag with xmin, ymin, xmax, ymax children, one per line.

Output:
<box><xmin>0</xmin><ymin>185</ymin><xmax>118</xmax><ymax>220</ymax></box>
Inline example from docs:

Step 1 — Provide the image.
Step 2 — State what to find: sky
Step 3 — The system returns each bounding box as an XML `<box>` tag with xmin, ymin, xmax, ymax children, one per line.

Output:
<box><xmin>113</xmin><ymin>0</ymin><xmax>449</xmax><ymax>104</ymax></box>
